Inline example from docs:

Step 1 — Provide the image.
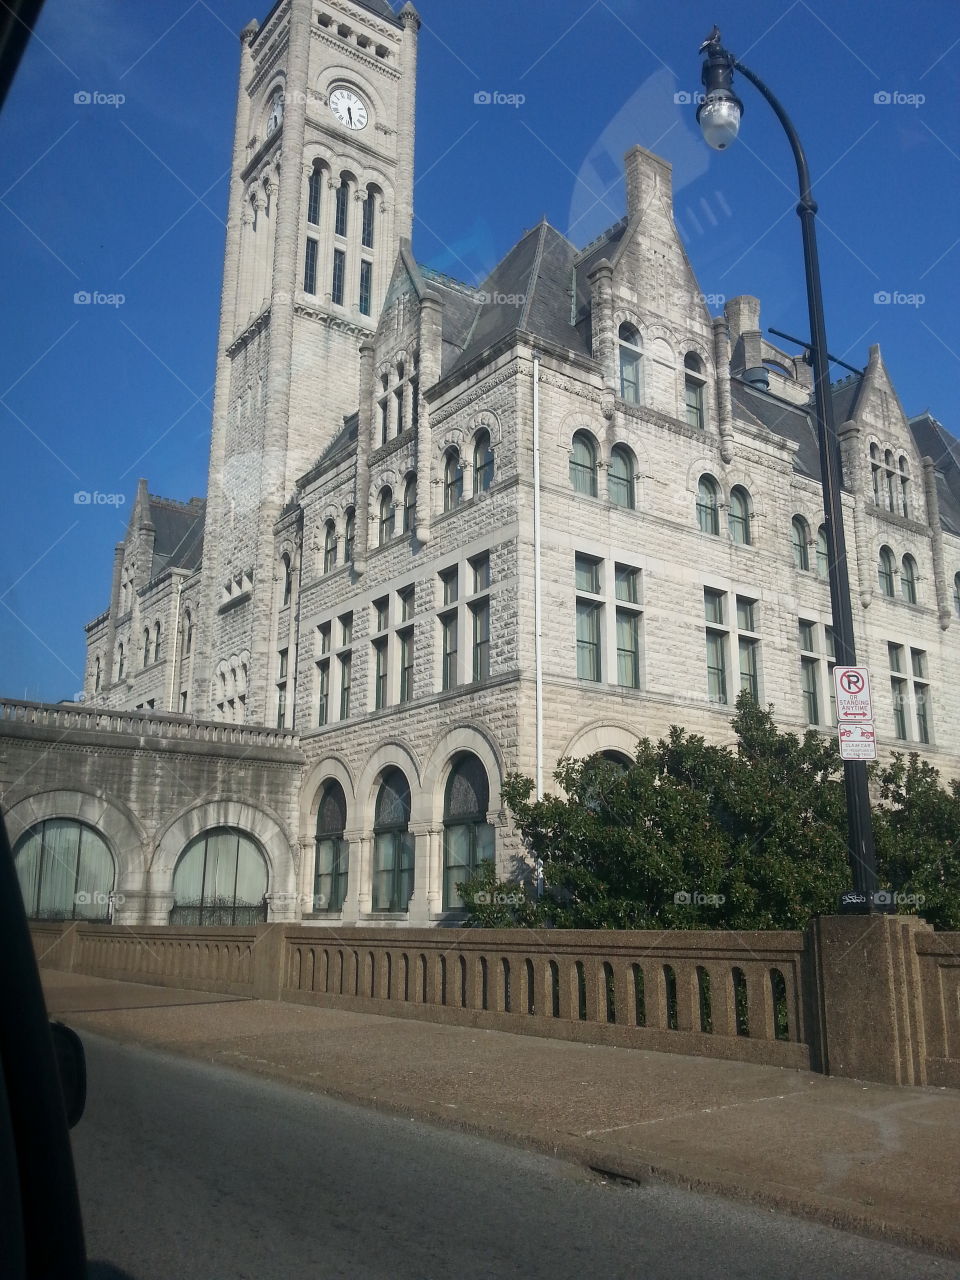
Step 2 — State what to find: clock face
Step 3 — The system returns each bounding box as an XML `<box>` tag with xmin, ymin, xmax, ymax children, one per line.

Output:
<box><xmin>329</xmin><ymin>88</ymin><xmax>368</xmax><ymax>131</ymax></box>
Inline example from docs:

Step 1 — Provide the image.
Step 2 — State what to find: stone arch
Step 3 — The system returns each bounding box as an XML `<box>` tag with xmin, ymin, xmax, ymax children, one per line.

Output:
<box><xmin>354</xmin><ymin>739</ymin><xmax>422</xmax><ymax>832</ymax></box>
<box><xmin>301</xmin><ymin>755</ymin><xmax>357</xmax><ymax>835</ymax></box>
<box><xmin>419</xmin><ymin>724</ymin><xmax>506</xmax><ymax>828</ymax></box>
<box><xmin>471</xmin><ymin>408</ymin><xmax>502</xmax><ymax>447</ymax></box>
<box><xmin>561</xmin><ymin>721</ymin><xmax>640</xmax><ymax>763</ymax></box>
<box><xmin>151</xmin><ymin>797</ymin><xmax>297</xmax><ymax>900</ymax></box>
<box><xmin>613</xmin><ymin>307</ymin><xmax>644</xmax><ymax>335</ymax></box>
<box><xmin>3</xmin><ymin>787</ymin><xmax>148</xmax><ymax>891</ymax></box>
<box><xmin>436</xmin><ymin>426</ymin><xmax>467</xmax><ymax>456</ymax></box>
<box><xmin>557</xmin><ymin>407</ymin><xmax>604</xmax><ymax>454</ymax></box>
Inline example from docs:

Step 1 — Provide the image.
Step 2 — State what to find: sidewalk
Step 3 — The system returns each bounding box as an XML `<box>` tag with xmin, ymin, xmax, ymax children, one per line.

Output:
<box><xmin>43</xmin><ymin>968</ymin><xmax>960</xmax><ymax>1259</ymax></box>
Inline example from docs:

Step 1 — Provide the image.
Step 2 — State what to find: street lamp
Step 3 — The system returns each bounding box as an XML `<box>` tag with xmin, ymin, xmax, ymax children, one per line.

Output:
<box><xmin>696</xmin><ymin>28</ymin><xmax>879</xmax><ymax>911</ymax></box>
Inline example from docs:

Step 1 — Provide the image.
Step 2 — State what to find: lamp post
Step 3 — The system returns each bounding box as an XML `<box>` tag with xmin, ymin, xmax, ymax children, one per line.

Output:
<box><xmin>696</xmin><ymin>28</ymin><xmax>879</xmax><ymax>910</ymax></box>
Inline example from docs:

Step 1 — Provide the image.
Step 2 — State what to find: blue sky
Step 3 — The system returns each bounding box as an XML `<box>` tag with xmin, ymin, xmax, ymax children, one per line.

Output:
<box><xmin>1</xmin><ymin>0</ymin><xmax>957</xmax><ymax>702</ymax></box>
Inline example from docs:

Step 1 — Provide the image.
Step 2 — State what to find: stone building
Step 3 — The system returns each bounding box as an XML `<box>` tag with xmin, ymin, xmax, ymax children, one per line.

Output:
<box><xmin>4</xmin><ymin>0</ymin><xmax>960</xmax><ymax>929</ymax></box>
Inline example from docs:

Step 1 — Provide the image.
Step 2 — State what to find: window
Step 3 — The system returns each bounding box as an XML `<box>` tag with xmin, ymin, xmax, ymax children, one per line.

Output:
<box><xmin>117</xmin><ymin>643</ymin><xmax>124</xmax><ymax>680</ymax></box>
<box><xmin>443</xmin><ymin>450</ymin><xmax>463</xmax><ymax>511</ymax></box>
<box><xmin>471</xmin><ymin>553</ymin><xmax>491</xmax><ymax>593</ymax></box>
<box><xmin>705</xmin><ymin>630</ymin><xmax>727</xmax><ymax>704</ymax></box>
<box><xmin>307</xmin><ymin>168</ymin><xmax>322</xmax><ymax>225</ymax></box>
<box><xmin>179</xmin><ymin>690</ymin><xmax>188</xmax><ymax>712</ymax></box>
<box><xmin>474</xmin><ymin>430</ymin><xmax>494</xmax><ymax>493</ymax></box>
<box><xmin>373</xmin><ymin>596</ymin><xmax>389</xmax><ymax>633</ymax></box>
<box><xmin>303</xmin><ymin>237</ymin><xmax>318</xmax><ymax>293</ymax></box>
<box><xmin>684</xmin><ymin>353</ymin><xmax>705</xmax><ymax>429</ymax></box>
<box><xmin>801</xmin><ymin>655</ymin><xmax>819</xmax><ymax>725</ymax></box>
<box><xmin>440</xmin><ymin>611</ymin><xmax>458</xmax><ymax>690</ymax></box>
<box><xmin>575</xmin><ymin>553</ymin><xmax>600</xmax><ymax>594</ymax></box>
<box><xmin>378</xmin><ymin>488</ymin><xmax>395</xmax><ymax>546</ymax></box>
<box><xmin>171</xmin><ymin>828</ymin><xmax>268</xmax><ymax>926</ymax></box>
<box><xmin>340</xmin><ymin>612</ymin><xmax>352</xmax><ymax>647</ymax></box>
<box><xmin>335</xmin><ymin>179</ymin><xmax>349</xmax><ymax>236</ymax></box>
<box><xmin>142</xmin><ymin>628</ymin><xmax>151</xmax><ymax>668</ymax></box>
<box><xmin>331</xmin><ymin>249</ymin><xmax>346</xmax><ymax>306</ymax></box>
<box><xmin>14</xmin><ymin>820</ymin><xmax>115</xmax><ymax>921</ymax></box>
<box><xmin>152</xmin><ymin>622</ymin><xmax>161</xmax><ymax>664</ymax></box>
<box><xmin>608</xmin><ymin>444</ymin><xmax>635</xmax><ymax>509</ymax></box>
<box><xmin>443</xmin><ymin>755</ymin><xmax>494</xmax><ymax>910</ymax></box>
<box><xmin>276</xmin><ymin>648</ymin><xmax>288</xmax><ymax>729</ymax></box>
<box><xmin>338</xmin><ymin>651</ymin><xmax>352</xmax><ymax>720</ymax></box>
<box><xmin>94</xmin><ymin>657</ymin><xmax>101</xmax><ymax>692</ymax></box>
<box><xmin>870</xmin><ymin>443</ymin><xmax>881</xmax><ymax>506</ymax></box>
<box><xmin>901</xmin><ymin>554</ymin><xmax>918</xmax><ymax>604</ymax></box>
<box><xmin>816</xmin><ymin>526</ymin><xmax>830</xmax><ymax>580</ymax></box>
<box><xmin>704</xmin><ymin>588</ymin><xmax>759</xmax><ymax>704</ymax></box>
<box><xmin>359</xmin><ymin>260</ymin><xmax>373</xmax><ymax>316</ymax></box>
<box><xmin>323</xmin><ymin>521</ymin><xmax>337</xmax><ymax>573</ymax></box>
<box><xmin>471</xmin><ymin>598</ymin><xmax>490</xmax><ymax>681</ymax></box>
<box><xmin>878</xmin><ymin>546</ymin><xmax>896</xmax><ymax>597</ymax></box>
<box><xmin>576</xmin><ymin>601</ymin><xmax>602</xmax><ymax>681</ymax></box>
<box><xmin>791</xmin><ymin>516</ymin><xmax>810</xmax><ymax>571</ymax></box>
<box><xmin>696</xmin><ymin>475</ymin><xmax>720</xmax><ymax>535</ymax></box>
<box><xmin>373</xmin><ymin>637</ymin><xmax>388</xmax><ymax>709</ymax></box>
<box><xmin>378</xmin><ymin>380</ymin><xmax>389</xmax><ymax>445</ymax></box>
<box><xmin>399</xmin><ymin>584</ymin><xmax>415</xmax><ymax>622</ymax></box>
<box><xmin>394</xmin><ymin>385</ymin><xmax>404</xmax><ymax>435</ymax></box>
<box><xmin>913</xmin><ymin>649</ymin><xmax>930</xmax><ymax>744</ymax></box>
<box><xmin>889</xmin><ymin>643</ymin><xmax>908</xmax><ymax>741</ymax></box>
<box><xmin>410</xmin><ymin>368</ymin><xmax>419</xmax><ymax>432</ymax></box>
<box><xmin>362</xmin><ymin>189</ymin><xmax>376</xmax><ymax>248</ymax></box>
<box><xmin>344</xmin><ymin>509</ymin><xmax>355</xmax><ymax>563</ymax></box>
<box><xmin>372</xmin><ymin>769</ymin><xmax>414</xmax><ymax>912</ymax></box>
<box><xmin>402</xmin><ymin>474</ymin><xmax>417</xmax><ymax>533</ymax></box>
<box><xmin>618</xmin><ymin>323</ymin><xmax>642</xmax><ymax>404</ymax></box>
<box><xmin>885</xmin><ymin>450</ymin><xmax>896</xmax><ymax>513</ymax></box>
<box><xmin>899</xmin><ymin>456</ymin><xmax>911</xmax><ymax>518</ymax></box>
<box><xmin>799</xmin><ymin>622</ymin><xmax>833</xmax><ymax>726</ymax></box>
<box><xmin>954</xmin><ymin>571</ymin><xmax>960</xmax><ymax>618</ymax></box>
<box><xmin>399</xmin><ymin>627</ymin><xmax>414</xmax><ymax>703</ymax></box>
<box><xmin>317</xmin><ymin>658</ymin><xmax>330</xmax><ymax>726</ymax></box>
<box><xmin>182</xmin><ymin>611</ymin><xmax>193</xmax><ymax>657</ymax></box>
<box><xmin>570</xmin><ymin>431</ymin><xmax>598</xmax><ymax>497</ymax></box>
<box><xmin>728</xmin><ymin>486</ymin><xmax>751</xmax><ymax>545</ymax></box>
<box><xmin>616</xmin><ymin>609</ymin><xmax>640</xmax><ymax>687</ymax></box>
<box><xmin>615</xmin><ymin>563</ymin><xmax>639</xmax><ymax>603</ymax></box>
<box><xmin>281</xmin><ymin>554</ymin><xmax>292</xmax><ymax>607</ymax></box>
<box><xmin>440</xmin><ymin>565</ymin><xmax>458</xmax><ymax>605</ymax></box>
<box><xmin>888</xmin><ymin>643</ymin><xmax>933</xmax><ymax>744</ymax></box>
<box><xmin>314</xmin><ymin>781</ymin><xmax>348</xmax><ymax>913</ymax></box>
<box><xmin>737</xmin><ymin>598</ymin><xmax>760</xmax><ymax>701</ymax></box>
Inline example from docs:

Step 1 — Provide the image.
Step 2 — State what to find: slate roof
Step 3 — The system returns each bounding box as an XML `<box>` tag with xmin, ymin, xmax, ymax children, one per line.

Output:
<box><xmin>145</xmin><ymin>496</ymin><xmax>205</xmax><ymax>579</ymax></box>
<box><xmin>909</xmin><ymin>412</ymin><xmax>960</xmax><ymax>537</ymax></box>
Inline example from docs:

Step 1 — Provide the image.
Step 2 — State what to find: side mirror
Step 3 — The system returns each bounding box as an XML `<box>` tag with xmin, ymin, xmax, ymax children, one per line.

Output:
<box><xmin>50</xmin><ymin>1022</ymin><xmax>86</xmax><ymax>1129</ymax></box>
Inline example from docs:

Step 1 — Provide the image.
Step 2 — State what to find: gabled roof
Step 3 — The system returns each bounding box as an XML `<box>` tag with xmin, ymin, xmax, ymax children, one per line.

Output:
<box><xmin>909</xmin><ymin>412</ymin><xmax>960</xmax><ymax>537</ymax></box>
<box><xmin>146</xmin><ymin>495</ymin><xmax>205</xmax><ymax>579</ymax></box>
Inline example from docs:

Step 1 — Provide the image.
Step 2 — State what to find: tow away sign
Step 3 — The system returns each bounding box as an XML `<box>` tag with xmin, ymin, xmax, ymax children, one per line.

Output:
<box><xmin>838</xmin><ymin>722</ymin><xmax>877</xmax><ymax>761</ymax></box>
<box><xmin>833</xmin><ymin>667</ymin><xmax>873</xmax><ymax>721</ymax></box>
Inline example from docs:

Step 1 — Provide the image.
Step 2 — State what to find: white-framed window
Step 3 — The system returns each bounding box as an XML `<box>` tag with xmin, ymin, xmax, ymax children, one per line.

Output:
<box><xmin>889</xmin><ymin>642</ymin><xmax>932</xmax><ymax>744</ymax></box>
<box><xmin>683</xmin><ymin>352</ymin><xmax>705</xmax><ymax>429</ymax></box>
<box><xmin>901</xmin><ymin>553</ymin><xmax>919</xmax><ymax>604</ymax></box>
<box><xmin>799</xmin><ymin>618</ymin><xmax>836</xmax><ymax>726</ymax></box>
<box><xmin>473</xmin><ymin>429</ymin><xmax>494</xmax><ymax>493</ymax></box>
<box><xmin>618</xmin><ymin>323</ymin><xmax>642</xmax><ymax>404</ymax></box>
<box><xmin>728</xmin><ymin>485</ymin><xmax>751</xmax><ymax>545</ymax></box>
<box><xmin>443</xmin><ymin>449</ymin><xmax>463</xmax><ymax>511</ymax></box>
<box><xmin>878</xmin><ymin>545</ymin><xmax>896</xmax><ymax>597</ymax></box>
<box><xmin>704</xmin><ymin>587</ymin><xmax>762</xmax><ymax>704</ymax></box>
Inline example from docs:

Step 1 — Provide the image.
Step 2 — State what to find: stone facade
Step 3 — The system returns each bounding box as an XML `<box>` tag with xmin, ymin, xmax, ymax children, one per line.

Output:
<box><xmin>4</xmin><ymin>0</ymin><xmax>959</xmax><ymax>930</ymax></box>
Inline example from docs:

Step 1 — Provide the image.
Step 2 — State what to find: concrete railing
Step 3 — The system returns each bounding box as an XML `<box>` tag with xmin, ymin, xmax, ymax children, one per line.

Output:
<box><xmin>33</xmin><ymin>915</ymin><xmax>959</xmax><ymax>1087</ymax></box>
<box><xmin>0</xmin><ymin>698</ymin><xmax>297</xmax><ymax>749</ymax></box>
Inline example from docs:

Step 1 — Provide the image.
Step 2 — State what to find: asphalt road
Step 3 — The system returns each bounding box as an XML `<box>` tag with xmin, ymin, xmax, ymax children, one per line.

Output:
<box><xmin>72</xmin><ymin>1033</ymin><xmax>958</xmax><ymax>1280</ymax></box>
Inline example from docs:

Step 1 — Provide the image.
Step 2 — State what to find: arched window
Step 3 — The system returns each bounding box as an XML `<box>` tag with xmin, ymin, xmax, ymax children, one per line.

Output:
<box><xmin>142</xmin><ymin>627</ymin><xmax>151</xmax><ymax>668</ymax></box>
<box><xmin>696</xmin><ymin>475</ymin><xmax>720</xmax><ymax>535</ymax></box>
<box><xmin>816</xmin><ymin>525</ymin><xmax>830</xmax><ymax>579</ymax></box>
<box><xmin>791</xmin><ymin>516</ymin><xmax>810</xmax><ymax>571</ymax></box>
<box><xmin>878</xmin><ymin>545</ymin><xmax>896</xmax><ymax>597</ymax></box>
<box><xmin>323</xmin><ymin>520</ymin><xmax>338</xmax><ymax>574</ymax></box>
<box><xmin>14</xmin><ymin>819</ymin><xmax>115</xmax><ymax>921</ymax></box>
<box><xmin>898</xmin><ymin>455</ymin><xmax>910</xmax><ymax>518</ymax></box>
<box><xmin>684</xmin><ymin>353</ymin><xmax>706</xmax><ymax>430</ymax></box>
<box><xmin>94</xmin><ymin>656</ymin><xmax>101</xmax><ymax>693</ymax></box>
<box><xmin>443</xmin><ymin>449</ymin><xmax>463</xmax><ymax>511</ymax></box>
<box><xmin>954</xmin><ymin>571</ymin><xmax>960</xmax><ymax>619</ymax></box>
<box><xmin>608</xmin><ymin>444</ymin><xmax>635</xmax><ymax>509</ymax></box>
<box><xmin>335</xmin><ymin>176</ymin><xmax>350</xmax><ymax>237</ymax></box>
<box><xmin>314</xmin><ymin>780</ymin><xmax>348</xmax><ymax>913</ymax></box>
<box><xmin>378</xmin><ymin>488</ymin><xmax>395</xmax><ymax>546</ymax></box>
<box><xmin>901</xmin><ymin>554</ymin><xmax>918</xmax><ymax>604</ymax></box>
<box><xmin>153</xmin><ymin>622</ymin><xmax>161</xmax><ymax>664</ymax></box>
<box><xmin>171</xmin><ymin>828</ymin><xmax>268</xmax><ymax>926</ymax></box>
<box><xmin>117</xmin><ymin>643</ymin><xmax>125</xmax><ymax>680</ymax></box>
<box><xmin>344</xmin><ymin>508</ymin><xmax>355</xmax><ymax>563</ymax></box>
<box><xmin>618</xmin><ymin>323</ymin><xmax>642</xmax><ymax>404</ymax></box>
<box><xmin>884</xmin><ymin>450</ymin><xmax>896</xmax><ymax>512</ymax></box>
<box><xmin>473</xmin><ymin>430</ymin><xmax>494</xmax><ymax>493</ymax></box>
<box><xmin>281</xmin><ymin>554</ymin><xmax>292</xmax><ymax>607</ymax></box>
<box><xmin>372</xmin><ymin>769</ymin><xmax>414</xmax><ymax>913</ymax></box>
<box><xmin>870</xmin><ymin>443</ymin><xmax>881</xmax><ymax>506</ymax></box>
<box><xmin>728</xmin><ymin>486</ymin><xmax>751</xmax><ymax>545</ymax></box>
<box><xmin>403</xmin><ymin>474</ymin><xmax>417</xmax><ymax>533</ymax></box>
<box><xmin>569</xmin><ymin>430</ymin><xmax>598</xmax><ymax>497</ymax></box>
<box><xmin>181</xmin><ymin>610</ymin><xmax>193</xmax><ymax>658</ymax></box>
<box><xmin>442</xmin><ymin>754</ymin><xmax>495</xmax><ymax>910</ymax></box>
<box><xmin>307</xmin><ymin>166</ymin><xmax>322</xmax><ymax>226</ymax></box>
<box><xmin>362</xmin><ymin>187</ymin><xmax>377</xmax><ymax>250</ymax></box>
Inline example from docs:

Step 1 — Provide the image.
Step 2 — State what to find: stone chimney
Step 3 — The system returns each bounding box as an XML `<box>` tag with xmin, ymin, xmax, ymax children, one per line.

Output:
<box><xmin>725</xmin><ymin>295</ymin><xmax>763</xmax><ymax>378</ymax></box>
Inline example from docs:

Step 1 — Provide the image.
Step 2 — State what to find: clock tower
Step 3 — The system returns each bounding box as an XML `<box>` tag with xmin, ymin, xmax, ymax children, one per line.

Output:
<box><xmin>195</xmin><ymin>0</ymin><xmax>420</xmax><ymax>724</ymax></box>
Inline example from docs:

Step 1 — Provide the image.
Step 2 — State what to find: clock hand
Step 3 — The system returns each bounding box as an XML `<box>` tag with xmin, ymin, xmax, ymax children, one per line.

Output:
<box><xmin>347</xmin><ymin>105</ymin><xmax>353</xmax><ymax>125</ymax></box>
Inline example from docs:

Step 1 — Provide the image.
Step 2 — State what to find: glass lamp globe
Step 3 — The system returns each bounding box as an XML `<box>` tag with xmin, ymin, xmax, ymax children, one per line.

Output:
<box><xmin>698</xmin><ymin>93</ymin><xmax>742</xmax><ymax>150</ymax></box>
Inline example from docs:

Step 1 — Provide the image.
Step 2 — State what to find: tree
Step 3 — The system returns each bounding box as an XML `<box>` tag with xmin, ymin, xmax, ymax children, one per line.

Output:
<box><xmin>461</xmin><ymin>693</ymin><xmax>959</xmax><ymax>930</ymax></box>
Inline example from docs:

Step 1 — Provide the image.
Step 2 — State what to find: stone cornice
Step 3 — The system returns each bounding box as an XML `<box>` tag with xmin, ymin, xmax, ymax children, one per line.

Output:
<box><xmin>324</xmin><ymin>0</ymin><xmax>403</xmax><ymax>40</ymax></box>
<box><xmin>226</xmin><ymin>308</ymin><xmax>271</xmax><ymax>356</ymax></box>
<box><xmin>293</xmin><ymin>301</ymin><xmax>373</xmax><ymax>339</ymax></box>
<box><xmin>313</xmin><ymin>29</ymin><xmax>402</xmax><ymax>81</ymax></box>
<box><xmin>428</xmin><ymin>368</ymin><xmax>520</xmax><ymax>428</ymax></box>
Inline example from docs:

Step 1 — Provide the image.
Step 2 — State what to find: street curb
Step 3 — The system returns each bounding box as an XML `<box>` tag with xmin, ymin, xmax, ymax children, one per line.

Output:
<box><xmin>69</xmin><ymin>1018</ymin><xmax>960</xmax><ymax>1262</ymax></box>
